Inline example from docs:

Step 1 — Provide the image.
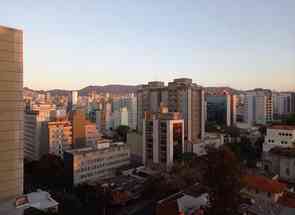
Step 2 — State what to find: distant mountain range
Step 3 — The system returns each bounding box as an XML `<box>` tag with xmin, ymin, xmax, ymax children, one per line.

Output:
<box><xmin>204</xmin><ymin>87</ymin><xmax>244</xmax><ymax>95</ymax></box>
<box><xmin>24</xmin><ymin>85</ymin><xmax>139</xmax><ymax>97</ymax></box>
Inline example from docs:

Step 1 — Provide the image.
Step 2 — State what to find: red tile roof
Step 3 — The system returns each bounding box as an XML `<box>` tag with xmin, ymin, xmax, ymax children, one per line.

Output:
<box><xmin>278</xmin><ymin>192</ymin><xmax>295</xmax><ymax>208</ymax></box>
<box><xmin>269</xmin><ymin>125</ymin><xmax>295</xmax><ymax>130</ymax></box>
<box><xmin>156</xmin><ymin>199</ymin><xmax>179</xmax><ymax>215</ymax></box>
<box><xmin>243</xmin><ymin>175</ymin><xmax>287</xmax><ymax>194</ymax></box>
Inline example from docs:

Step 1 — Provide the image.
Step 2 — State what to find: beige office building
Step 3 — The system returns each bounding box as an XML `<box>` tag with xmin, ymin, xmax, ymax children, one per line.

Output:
<box><xmin>0</xmin><ymin>26</ymin><xmax>23</xmax><ymax>201</ymax></box>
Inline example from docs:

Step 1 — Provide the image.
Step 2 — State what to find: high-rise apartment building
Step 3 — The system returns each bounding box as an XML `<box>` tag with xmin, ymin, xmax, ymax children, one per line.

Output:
<box><xmin>31</xmin><ymin>103</ymin><xmax>56</xmax><ymax>121</ymax></box>
<box><xmin>70</xmin><ymin>110</ymin><xmax>91</xmax><ymax>146</ymax></box>
<box><xmin>68</xmin><ymin>91</ymin><xmax>78</xmax><ymax>110</ymax></box>
<box><xmin>112</xmin><ymin>107</ymin><xmax>129</xmax><ymax>129</ymax></box>
<box><xmin>96</xmin><ymin>101</ymin><xmax>112</xmax><ymax>132</ymax></box>
<box><xmin>206</xmin><ymin>94</ymin><xmax>237</xmax><ymax>127</ymax></box>
<box><xmin>127</xmin><ymin>95</ymin><xmax>137</xmax><ymax>130</ymax></box>
<box><xmin>244</xmin><ymin>90</ymin><xmax>273</xmax><ymax>125</ymax></box>
<box><xmin>273</xmin><ymin>92</ymin><xmax>292</xmax><ymax>120</ymax></box>
<box><xmin>47</xmin><ymin>120</ymin><xmax>73</xmax><ymax>158</ymax></box>
<box><xmin>137</xmin><ymin>78</ymin><xmax>205</xmax><ymax>152</ymax></box>
<box><xmin>111</xmin><ymin>95</ymin><xmax>137</xmax><ymax>130</ymax></box>
<box><xmin>24</xmin><ymin>111</ymin><xmax>48</xmax><ymax>161</ymax></box>
<box><xmin>167</xmin><ymin>79</ymin><xmax>205</xmax><ymax>148</ymax></box>
<box><xmin>143</xmin><ymin>107</ymin><xmax>184</xmax><ymax>167</ymax></box>
<box><xmin>291</xmin><ymin>93</ymin><xmax>295</xmax><ymax>113</ymax></box>
<box><xmin>137</xmin><ymin>82</ymin><xmax>167</xmax><ymax>133</ymax></box>
<box><xmin>0</xmin><ymin>26</ymin><xmax>23</xmax><ymax>201</ymax></box>
<box><xmin>85</xmin><ymin>123</ymin><xmax>100</xmax><ymax>147</ymax></box>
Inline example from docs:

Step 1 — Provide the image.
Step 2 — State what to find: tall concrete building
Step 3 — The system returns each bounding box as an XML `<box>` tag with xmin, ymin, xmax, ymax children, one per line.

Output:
<box><xmin>47</xmin><ymin>120</ymin><xmax>73</xmax><ymax>158</ymax></box>
<box><xmin>68</xmin><ymin>91</ymin><xmax>78</xmax><ymax>111</ymax></box>
<box><xmin>272</xmin><ymin>92</ymin><xmax>293</xmax><ymax>120</ymax></box>
<box><xmin>137</xmin><ymin>81</ymin><xmax>167</xmax><ymax>133</ymax></box>
<box><xmin>70</xmin><ymin>110</ymin><xmax>91</xmax><ymax>146</ymax></box>
<box><xmin>111</xmin><ymin>95</ymin><xmax>137</xmax><ymax>130</ymax></box>
<box><xmin>137</xmin><ymin>78</ymin><xmax>205</xmax><ymax>151</ymax></box>
<box><xmin>244</xmin><ymin>90</ymin><xmax>273</xmax><ymax>125</ymax></box>
<box><xmin>143</xmin><ymin>107</ymin><xmax>184</xmax><ymax>167</ymax></box>
<box><xmin>31</xmin><ymin>103</ymin><xmax>56</xmax><ymax>121</ymax></box>
<box><xmin>127</xmin><ymin>95</ymin><xmax>138</xmax><ymax>130</ymax></box>
<box><xmin>85</xmin><ymin>123</ymin><xmax>100</xmax><ymax>147</ymax></box>
<box><xmin>111</xmin><ymin>107</ymin><xmax>129</xmax><ymax>129</ymax></box>
<box><xmin>167</xmin><ymin>79</ymin><xmax>205</xmax><ymax>149</ymax></box>
<box><xmin>206</xmin><ymin>94</ymin><xmax>237</xmax><ymax>127</ymax></box>
<box><xmin>292</xmin><ymin>93</ymin><xmax>295</xmax><ymax>113</ymax></box>
<box><xmin>278</xmin><ymin>93</ymin><xmax>292</xmax><ymax>117</ymax></box>
<box><xmin>24</xmin><ymin>111</ymin><xmax>48</xmax><ymax>161</ymax></box>
<box><xmin>0</xmin><ymin>26</ymin><xmax>23</xmax><ymax>201</ymax></box>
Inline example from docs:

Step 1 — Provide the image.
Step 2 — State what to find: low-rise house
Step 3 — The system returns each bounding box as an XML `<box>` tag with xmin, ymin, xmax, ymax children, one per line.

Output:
<box><xmin>192</xmin><ymin>132</ymin><xmax>224</xmax><ymax>156</ymax></box>
<box><xmin>64</xmin><ymin>141</ymin><xmax>130</xmax><ymax>186</ymax></box>
<box><xmin>263</xmin><ymin>147</ymin><xmax>295</xmax><ymax>183</ymax></box>
<box><xmin>155</xmin><ymin>185</ymin><xmax>208</xmax><ymax>215</ymax></box>
<box><xmin>0</xmin><ymin>190</ymin><xmax>58</xmax><ymax>215</ymax></box>
<box><xmin>242</xmin><ymin>175</ymin><xmax>287</xmax><ymax>202</ymax></box>
<box><xmin>156</xmin><ymin>192</ymin><xmax>208</xmax><ymax>215</ymax></box>
<box><xmin>263</xmin><ymin>125</ymin><xmax>295</xmax><ymax>152</ymax></box>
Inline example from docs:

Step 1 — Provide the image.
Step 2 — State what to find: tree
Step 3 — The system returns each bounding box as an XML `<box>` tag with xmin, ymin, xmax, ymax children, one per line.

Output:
<box><xmin>284</xmin><ymin>113</ymin><xmax>295</xmax><ymax>125</ymax></box>
<box><xmin>258</xmin><ymin>125</ymin><xmax>267</xmax><ymax>136</ymax></box>
<box><xmin>52</xmin><ymin>192</ymin><xmax>83</xmax><ymax>215</ymax></box>
<box><xmin>203</xmin><ymin>147</ymin><xmax>242</xmax><ymax>215</ymax></box>
<box><xmin>224</xmin><ymin>126</ymin><xmax>241</xmax><ymax>138</ymax></box>
<box><xmin>25</xmin><ymin>154</ymin><xmax>66</xmax><ymax>190</ymax></box>
<box><xmin>142</xmin><ymin>174</ymin><xmax>179</xmax><ymax>200</ymax></box>
<box><xmin>227</xmin><ymin>137</ymin><xmax>259</xmax><ymax>168</ymax></box>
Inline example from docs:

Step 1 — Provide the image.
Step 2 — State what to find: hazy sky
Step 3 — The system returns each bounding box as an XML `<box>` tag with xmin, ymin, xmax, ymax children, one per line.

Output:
<box><xmin>2</xmin><ymin>0</ymin><xmax>295</xmax><ymax>91</ymax></box>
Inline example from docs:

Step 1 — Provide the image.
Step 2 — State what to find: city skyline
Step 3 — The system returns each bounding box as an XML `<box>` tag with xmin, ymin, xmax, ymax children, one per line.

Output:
<box><xmin>2</xmin><ymin>0</ymin><xmax>295</xmax><ymax>91</ymax></box>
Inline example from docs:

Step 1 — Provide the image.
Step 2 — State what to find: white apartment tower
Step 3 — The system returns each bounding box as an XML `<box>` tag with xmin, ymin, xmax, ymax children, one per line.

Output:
<box><xmin>244</xmin><ymin>90</ymin><xmax>273</xmax><ymax>125</ymax></box>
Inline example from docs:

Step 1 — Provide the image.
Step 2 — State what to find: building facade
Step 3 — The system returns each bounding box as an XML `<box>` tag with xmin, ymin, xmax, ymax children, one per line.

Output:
<box><xmin>70</xmin><ymin>110</ymin><xmax>91</xmax><ymax>146</ymax></box>
<box><xmin>64</xmin><ymin>142</ymin><xmax>130</xmax><ymax>186</ymax></box>
<box><xmin>137</xmin><ymin>78</ymin><xmax>205</xmax><ymax>152</ymax></box>
<box><xmin>206</xmin><ymin>94</ymin><xmax>237</xmax><ymax>127</ymax></box>
<box><xmin>24</xmin><ymin>112</ymin><xmax>48</xmax><ymax>161</ymax></box>
<box><xmin>263</xmin><ymin>125</ymin><xmax>295</xmax><ymax>152</ymax></box>
<box><xmin>85</xmin><ymin>123</ymin><xmax>100</xmax><ymax>147</ymax></box>
<box><xmin>143</xmin><ymin>108</ymin><xmax>184</xmax><ymax>167</ymax></box>
<box><xmin>244</xmin><ymin>90</ymin><xmax>273</xmax><ymax>126</ymax></box>
<box><xmin>48</xmin><ymin>120</ymin><xmax>73</xmax><ymax>158</ymax></box>
<box><xmin>291</xmin><ymin>93</ymin><xmax>295</xmax><ymax>113</ymax></box>
<box><xmin>31</xmin><ymin>103</ymin><xmax>56</xmax><ymax>121</ymax></box>
<box><xmin>167</xmin><ymin>79</ymin><xmax>205</xmax><ymax>149</ymax></box>
<box><xmin>273</xmin><ymin>92</ymin><xmax>293</xmax><ymax>120</ymax></box>
<box><xmin>112</xmin><ymin>107</ymin><xmax>129</xmax><ymax>129</ymax></box>
<box><xmin>263</xmin><ymin>147</ymin><xmax>295</xmax><ymax>183</ymax></box>
<box><xmin>137</xmin><ymin>81</ymin><xmax>166</xmax><ymax>133</ymax></box>
<box><xmin>0</xmin><ymin>26</ymin><xmax>23</xmax><ymax>201</ymax></box>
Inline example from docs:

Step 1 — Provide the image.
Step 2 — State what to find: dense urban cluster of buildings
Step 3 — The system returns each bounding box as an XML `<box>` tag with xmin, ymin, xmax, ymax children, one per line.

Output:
<box><xmin>1</xmin><ymin>24</ymin><xmax>295</xmax><ymax>215</ymax></box>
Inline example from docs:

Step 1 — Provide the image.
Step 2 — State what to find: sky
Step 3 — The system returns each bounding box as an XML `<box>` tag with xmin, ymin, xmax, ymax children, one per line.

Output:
<box><xmin>1</xmin><ymin>0</ymin><xmax>295</xmax><ymax>91</ymax></box>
